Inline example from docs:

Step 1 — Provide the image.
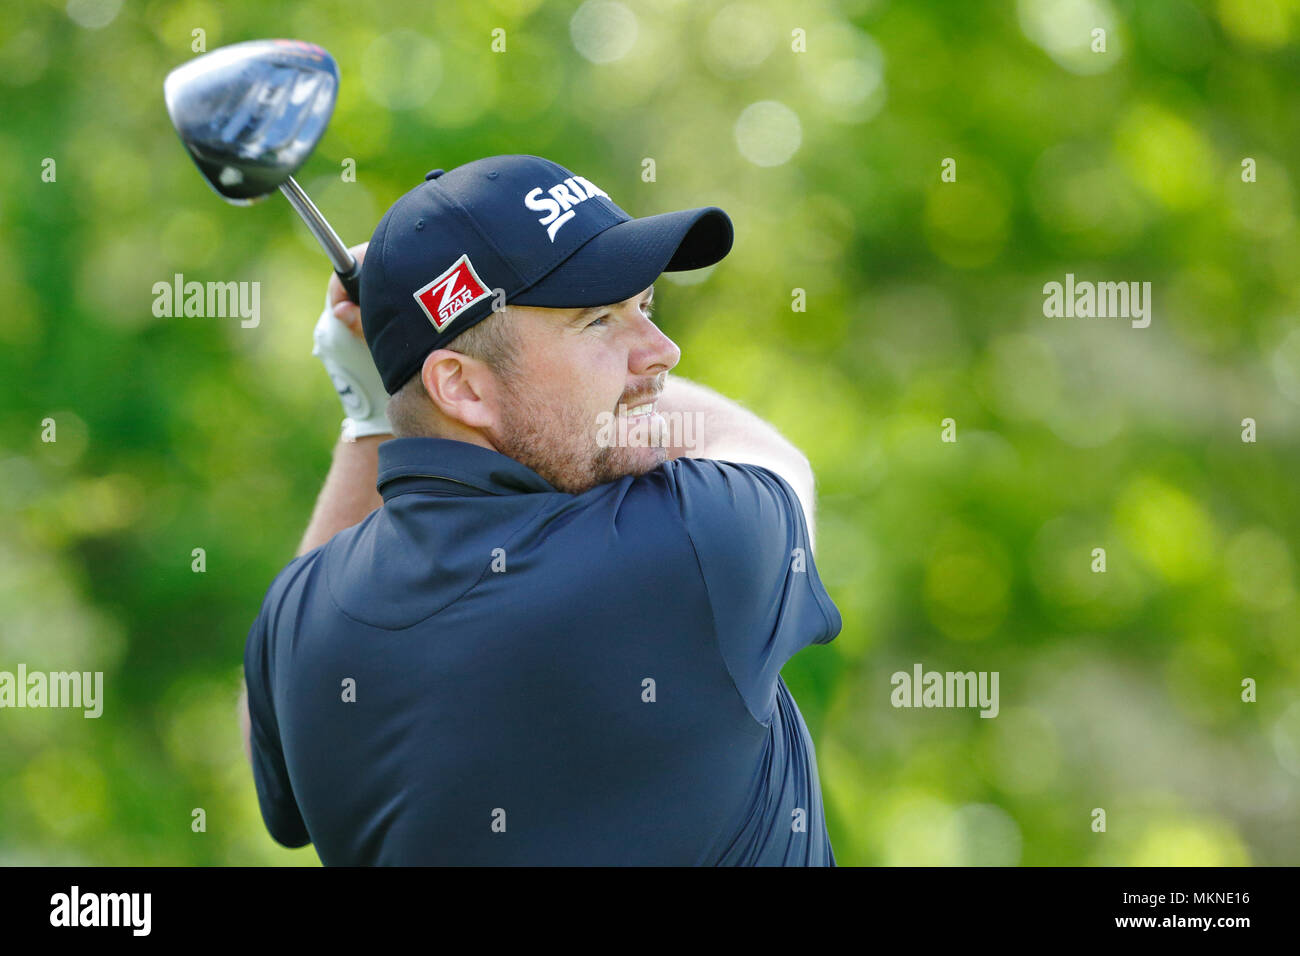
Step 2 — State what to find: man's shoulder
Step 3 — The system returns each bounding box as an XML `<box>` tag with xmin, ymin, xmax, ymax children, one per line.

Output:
<box><xmin>572</xmin><ymin>456</ymin><xmax>771</xmax><ymax>525</ymax></box>
<box><xmin>583</xmin><ymin>458</ymin><xmax>804</xmax><ymax>582</ymax></box>
<box><xmin>266</xmin><ymin>543</ymin><xmax>325</xmax><ymax>600</ymax></box>
<box><xmin>251</xmin><ymin>528</ymin><xmax>345</xmax><ymax>633</ymax></box>
<box><xmin>621</xmin><ymin>456</ymin><xmax>799</xmax><ymax>526</ymax></box>
<box><xmin>617</xmin><ymin>455</ymin><xmax>788</xmax><ymax>499</ymax></box>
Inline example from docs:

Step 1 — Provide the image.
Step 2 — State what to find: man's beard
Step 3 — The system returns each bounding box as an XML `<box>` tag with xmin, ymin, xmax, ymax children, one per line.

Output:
<box><xmin>493</xmin><ymin>377</ymin><xmax>667</xmax><ymax>495</ymax></box>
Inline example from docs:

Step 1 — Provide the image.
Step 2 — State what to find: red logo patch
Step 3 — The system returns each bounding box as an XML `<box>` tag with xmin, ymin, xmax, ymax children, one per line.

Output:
<box><xmin>412</xmin><ymin>254</ymin><xmax>492</xmax><ymax>331</ymax></box>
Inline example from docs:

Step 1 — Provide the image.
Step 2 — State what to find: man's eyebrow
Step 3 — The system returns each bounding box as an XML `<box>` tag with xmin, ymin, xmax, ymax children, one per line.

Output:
<box><xmin>567</xmin><ymin>288</ymin><xmax>655</xmax><ymax>324</ymax></box>
<box><xmin>566</xmin><ymin>304</ymin><xmax>604</xmax><ymax>326</ymax></box>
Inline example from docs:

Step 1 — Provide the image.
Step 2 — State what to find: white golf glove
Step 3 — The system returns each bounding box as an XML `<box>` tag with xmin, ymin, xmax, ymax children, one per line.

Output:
<box><xmin>311</xmin><ymin>294</ymin><xmax>393</xmax><ymax>440</ymax></box>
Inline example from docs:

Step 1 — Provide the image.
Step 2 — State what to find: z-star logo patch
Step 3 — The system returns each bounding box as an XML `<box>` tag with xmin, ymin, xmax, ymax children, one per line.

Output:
<box><xmin>413</xmin><ymin>254</ymin><xmax>492</xmax><ymax>331</ymax></box>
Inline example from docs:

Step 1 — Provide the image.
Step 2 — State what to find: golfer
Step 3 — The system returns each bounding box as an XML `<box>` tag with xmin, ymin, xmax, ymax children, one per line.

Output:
<box><xmin>241</xmin><ymin>155</ymin><xmax>843</xmax><ymax>865</ymax></box>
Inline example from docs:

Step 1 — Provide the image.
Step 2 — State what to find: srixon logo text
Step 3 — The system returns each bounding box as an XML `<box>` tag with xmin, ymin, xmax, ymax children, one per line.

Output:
<box><xmin>524</xmin><ymin>175</ymin><xmax>609</xmax><ymax>241</ymax></box>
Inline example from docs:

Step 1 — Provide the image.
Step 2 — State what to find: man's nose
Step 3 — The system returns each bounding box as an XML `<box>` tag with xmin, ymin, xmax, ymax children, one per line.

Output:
<box><xmin>630</xmin><ymin>312</ymin><xmax>680</xmax><ymax>376</ymax></box>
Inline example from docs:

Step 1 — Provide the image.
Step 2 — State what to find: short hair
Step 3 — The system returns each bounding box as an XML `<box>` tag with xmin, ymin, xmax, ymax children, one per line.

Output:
<box><xmin>385</xmin><ymin>307</ymin><xmax>519</xmax><ymax>438</ymax></box>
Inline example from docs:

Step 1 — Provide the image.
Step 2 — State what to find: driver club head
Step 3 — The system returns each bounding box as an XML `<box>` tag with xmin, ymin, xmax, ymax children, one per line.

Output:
<box><xmin>164</xmin><ymin>39</ymin><xmax>339</xmax><ymax>205</ymax></box>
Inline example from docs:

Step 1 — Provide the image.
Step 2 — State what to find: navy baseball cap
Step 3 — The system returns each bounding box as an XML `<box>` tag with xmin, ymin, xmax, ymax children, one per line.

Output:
<box><xmin>360</xmin><ymin>155</ymin><xmax>734</xmax><ymax>393</ymax></box>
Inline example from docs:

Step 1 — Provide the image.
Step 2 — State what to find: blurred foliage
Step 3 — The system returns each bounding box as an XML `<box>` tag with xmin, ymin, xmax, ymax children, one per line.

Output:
<box><xmin>1</xmin><ymin>0</ymin><xmax>1298</xmax><ymax>865</ymax></box>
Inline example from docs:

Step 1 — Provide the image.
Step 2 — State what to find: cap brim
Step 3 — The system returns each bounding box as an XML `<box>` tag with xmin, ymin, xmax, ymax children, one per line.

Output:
<box><xmin>509</xmin><ymin>206</ymin><xmax>733</xmax><ymax>308</ymax></box>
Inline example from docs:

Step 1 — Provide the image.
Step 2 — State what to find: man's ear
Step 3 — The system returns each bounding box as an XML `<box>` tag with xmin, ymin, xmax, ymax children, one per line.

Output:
<box><xmin>419</xmin><ymin>348</ymin><xmax>498</xmax><ymax>430</ymax></box>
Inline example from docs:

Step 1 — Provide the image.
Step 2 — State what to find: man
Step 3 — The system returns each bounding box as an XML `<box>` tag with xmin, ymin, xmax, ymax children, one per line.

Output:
<box><xmin>241</xmin><ymin>155</ymin><xmax>843</xmax><ymax>865</ymax></box>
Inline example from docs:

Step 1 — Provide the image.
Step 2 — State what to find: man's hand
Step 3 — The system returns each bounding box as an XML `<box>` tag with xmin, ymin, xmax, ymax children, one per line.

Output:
<box><xmin>299</xmin><ymin>241</ymin><xmax>390</xmax><ymax>557</ymax></box>
<box><xmin>244</xmin><ymin>245</ymin><xmax>388</xmax><ymax>770</ymax></box>
<box><xmin>327</xmin><ymin>242</ymin><xmax>367</xmax><ymax>337</ymax></box>
<box><xmin>312</xmin><ymin>242</ymin><xmax>392</xmax><ymax>440</ymax></box>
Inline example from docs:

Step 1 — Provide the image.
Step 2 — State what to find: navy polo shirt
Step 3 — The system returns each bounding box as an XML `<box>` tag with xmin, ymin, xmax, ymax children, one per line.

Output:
<box><xmin>243</xmin><ymin>437</ymin><xmax>842</xmax><ymax>865</ymax></box>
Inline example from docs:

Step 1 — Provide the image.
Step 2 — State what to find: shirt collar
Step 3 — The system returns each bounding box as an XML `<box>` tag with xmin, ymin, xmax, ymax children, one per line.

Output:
<box><xmin>376</xmin><ymin>437</ymin><xmax>558</xmax><ymax>500</ymax></box>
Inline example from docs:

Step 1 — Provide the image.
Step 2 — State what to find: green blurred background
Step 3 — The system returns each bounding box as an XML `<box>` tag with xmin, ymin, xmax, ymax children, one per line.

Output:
<box><xmin>2</xmin><ymin>0</ymin><xmax>1298</xmax><ymax>865</ymax></box>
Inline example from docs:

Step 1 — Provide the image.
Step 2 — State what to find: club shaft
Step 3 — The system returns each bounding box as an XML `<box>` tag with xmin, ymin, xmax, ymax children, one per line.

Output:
<box><xmin>278</xmin><ymin>177</ymin><xmax>355</xmax><ymax>274</ymax></box>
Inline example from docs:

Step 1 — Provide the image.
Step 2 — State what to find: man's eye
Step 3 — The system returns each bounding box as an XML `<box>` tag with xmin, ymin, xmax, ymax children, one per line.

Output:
<box><xmin>586</xmin><ymin>314</ymin><xmax>610</xmax><ymax>328</ymax></box>
<box><xmin>642</xmin><ymin>302</ymin><xmax>655</xmax><ymax>318</ymax></box>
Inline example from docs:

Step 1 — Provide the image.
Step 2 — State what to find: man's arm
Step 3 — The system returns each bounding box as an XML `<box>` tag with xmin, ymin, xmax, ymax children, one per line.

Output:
<box><xmin>242</xmin><ymin>245</ymin><xmax>388</xmax><ymax>765</ymax></box>
<box><xmin>239</xmin><ymin>435</ymin><xmax>385</xmax><ymax>765</ymax></box>
<box><xmin>656</xmin><ymin>375</ymin><xmax>818</xmax><ymax>552</ymax></box>
<box><xmin>296</xmin><ymin>435</ymin><xmax>386</xmax><ymax>556</ymax></box>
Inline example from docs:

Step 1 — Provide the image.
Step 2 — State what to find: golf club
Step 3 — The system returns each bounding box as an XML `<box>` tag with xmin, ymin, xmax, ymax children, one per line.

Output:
<box><xmin>164</xmin><ymin>38</ymin><xmax>361</xmax><ymax>304</ymax></box>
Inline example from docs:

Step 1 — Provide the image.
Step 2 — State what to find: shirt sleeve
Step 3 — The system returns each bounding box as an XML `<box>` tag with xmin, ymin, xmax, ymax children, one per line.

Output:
<box><xmin>243</xmin><ymin>584</ymin><xmax>312</xmax><ymax>849</ymax></box>
<box><xmin>666</xmin><ymin>457</ymin><xmax>842</xmax><ymax>726</ymax></box>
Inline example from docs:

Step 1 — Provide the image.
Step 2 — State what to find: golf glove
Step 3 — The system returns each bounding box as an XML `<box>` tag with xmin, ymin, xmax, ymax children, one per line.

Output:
<box><xmin>311</xmin><ymin>295</ymin><xmax>393</xmax><ymax>440</ymax></box>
